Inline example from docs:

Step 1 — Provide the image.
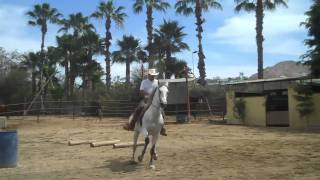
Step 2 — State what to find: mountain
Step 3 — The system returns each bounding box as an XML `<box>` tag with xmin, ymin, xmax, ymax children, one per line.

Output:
<box><xmin>250</xmin><ymin>61</ymin><xmax>310</xmax><ymax>79</ymax></box>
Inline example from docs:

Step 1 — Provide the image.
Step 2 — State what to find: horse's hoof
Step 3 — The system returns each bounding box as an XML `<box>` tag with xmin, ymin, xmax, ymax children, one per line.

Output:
<box><xmin>138</xmin><ymin>156</ymin><xmax>143</xmax><ymax>162</ymax></box>
<box><xmin>149</xmin><ymin>164</ymin><xmax>156</xmax><ymax>170</ymax></box>
<box><xmin>153</xmin><ymin>154</ymin><xmax>158</xmax><ymax>160</ymax></box>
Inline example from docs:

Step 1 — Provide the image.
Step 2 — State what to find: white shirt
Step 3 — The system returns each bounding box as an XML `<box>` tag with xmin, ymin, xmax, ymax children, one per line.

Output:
<box><xmin>140</xmin><ymin>79</ymin><xmax>158</xmax><ymax>95</ymax></box>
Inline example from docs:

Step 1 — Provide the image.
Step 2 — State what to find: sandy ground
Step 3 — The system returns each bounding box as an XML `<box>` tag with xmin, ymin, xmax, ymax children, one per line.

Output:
<box><xmin>1</xmin><ymin>116</ymin><xmax>320</xmax><ymax>180</ymax></box>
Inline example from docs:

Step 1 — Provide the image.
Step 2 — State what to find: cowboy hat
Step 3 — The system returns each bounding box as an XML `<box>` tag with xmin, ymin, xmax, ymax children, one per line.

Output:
<box><xmin>148</xmin><ymin>68</ymin><xmax>159</xmax><ymax>76</ymax></box>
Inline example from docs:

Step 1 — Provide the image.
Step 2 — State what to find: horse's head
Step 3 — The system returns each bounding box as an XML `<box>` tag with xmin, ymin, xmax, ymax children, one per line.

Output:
<box><xmin>158</xmin><ymin>82</ymin><xmax>169</xmax><ymax>108</ymax></box>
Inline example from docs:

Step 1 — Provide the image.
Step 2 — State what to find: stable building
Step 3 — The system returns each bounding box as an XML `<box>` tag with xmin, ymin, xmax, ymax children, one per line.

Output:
<box><xmin>225</xmin><ymin>77</ymin><xmax>320</xmax><ymax>129</ymax></box>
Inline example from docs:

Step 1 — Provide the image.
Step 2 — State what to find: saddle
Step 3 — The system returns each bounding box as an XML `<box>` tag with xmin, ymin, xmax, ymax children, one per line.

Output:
<box><xmin>129</xmin><ymin>89</ymin><xmax>157</xmax><ymax>129</ymax></box>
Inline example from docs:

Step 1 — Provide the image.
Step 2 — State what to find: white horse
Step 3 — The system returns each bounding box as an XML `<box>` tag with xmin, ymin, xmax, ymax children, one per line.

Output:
<box><xmin>131</xmin><ymin>83</ymin><xmax>169</xmax><ymax>169</ymax></box>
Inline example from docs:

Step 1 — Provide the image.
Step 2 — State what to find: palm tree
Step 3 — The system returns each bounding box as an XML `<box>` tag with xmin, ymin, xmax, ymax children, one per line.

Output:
<box><xmin>22</xmin><ymin>52</ymin><xmax>41</xmax><ymax>95</ymax></box>
<box><xmin>44</xmin><ymin>46</ymin><xmax>60</xmax><ymax>98</ymax></box>
<box><xmin>78</xmin><ymin>30</ymin><xmax>102</xmax><ymax>91</ymax></box>
<box><xmin>175</xmin><ymin>0</ymin><xmax>222</xmax><ymax>85</ymax></box>
<box><xmin>154</xmin><ymin>20</ymin><xmax>189</xmax><ymax>75</ymax></box>
<box><xmin>56</xmin><ymin>34</ymin><xmax>75</xmax><ymax>98</ymax></box>
<box><xmin>112</xmin><ymin>35</ymin><xmax>142</xmax><ymax>85</ymax></box>
<box><xmin>234</xmin><ymin>0</ymin><xmax>288</xmax><ymax>79</ymax></box>
<box><xmin>26</xmin><ymin>3</ymin><xmax>61</xmax><ymax>93</ymax></box>
<box><xmin>133</xmin><ymin>0</ymin><xmax>170</xmax><ymax>67</ymax></box>
<box><xmin>58</xmin><ymin>13</ymin><xmax>95</xmax><ymax>37</ymax></box>
<box><xmin>91</xmin><ymin>0</ymin><xmax>127</xmax><ymax>88</ymax></box>
<box><xmin>58</xmin><ymin>13</ymin><xmax>96</xmax><ymax>95</ymax></box>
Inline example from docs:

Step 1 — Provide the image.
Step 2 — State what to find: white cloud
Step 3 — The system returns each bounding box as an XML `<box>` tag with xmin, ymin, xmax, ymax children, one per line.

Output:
<box><xmin>0</xmin><ymin>4</ymin><xmax>56</xmax><ymax>53</ymax></box>
<box><xmin>209</xmin><ymin>8</ymin><xmax>307</xmax><ymax>56</ymax></box>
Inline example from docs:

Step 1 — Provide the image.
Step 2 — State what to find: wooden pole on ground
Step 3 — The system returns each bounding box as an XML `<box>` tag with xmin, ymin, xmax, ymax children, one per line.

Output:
<box><xmin>68</xmin><ymin>140</ymin><xmax>96</xmax><ymax>146</ymax></box>
<box><xmin>90</xmin><ymin>140</ymin><xmax>120</xmax><ymax>147</ymax></box>
<box><xmin>113</xmin><ymin>142</ymin><xmax>145</xmax><ymax>149</ymax></box>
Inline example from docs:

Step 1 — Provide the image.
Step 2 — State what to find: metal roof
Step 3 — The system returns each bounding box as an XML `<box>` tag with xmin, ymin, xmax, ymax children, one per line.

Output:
<box><xmin>224</xmin><ymin>76</ymin><xmax>307</xmax><ymax>85</ymax></box>
<box><xmin>159</xmin><ymin>78</ymin><xmax>195</xmax><ymax>83</ymax></box>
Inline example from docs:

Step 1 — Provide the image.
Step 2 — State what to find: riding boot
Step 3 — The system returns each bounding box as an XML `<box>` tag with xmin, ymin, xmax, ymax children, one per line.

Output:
<box><xmin>123</xmin><ymin>99</ymin><xmax>146</xmax><ymax>131</ymax></box>
<box><xmin>160</xmin><ymin>127</ymin><xmax>167</xmax><ymax>136</ymax></box>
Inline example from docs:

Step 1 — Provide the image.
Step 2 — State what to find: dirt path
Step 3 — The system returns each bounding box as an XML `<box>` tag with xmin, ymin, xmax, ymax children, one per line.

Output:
<box><xmin>1</xmin><ymin>116</ymin><xmax>320</xmax><ymax>180</ymax></box>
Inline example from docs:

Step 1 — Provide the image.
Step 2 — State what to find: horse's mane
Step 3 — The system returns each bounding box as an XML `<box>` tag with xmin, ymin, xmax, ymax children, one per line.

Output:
<box><xmin>137</xmin><ymin>87</ymin><xmax>158</xmax><ymax>127</ymax></box>
<box><xmin>145</xmin><ymin>87</ymin><xmax>158</xmax><ymax>108</ymax></box>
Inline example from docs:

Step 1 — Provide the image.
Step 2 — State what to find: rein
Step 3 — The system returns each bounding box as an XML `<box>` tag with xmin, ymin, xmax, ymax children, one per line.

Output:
<box><xmin>151</xmin><ymin>87</ymin><xmax>162</xmax><ymax>109</ymax></box>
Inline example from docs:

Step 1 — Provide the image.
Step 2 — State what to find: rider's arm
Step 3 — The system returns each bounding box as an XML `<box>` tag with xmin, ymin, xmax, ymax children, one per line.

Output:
<box><xmin>139</xmin><ymin>80</ymin><xmax>148</xmax><ymax>98</ymax></box>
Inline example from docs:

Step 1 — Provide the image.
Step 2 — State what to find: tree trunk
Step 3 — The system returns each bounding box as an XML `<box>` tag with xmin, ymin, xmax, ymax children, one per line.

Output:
<box><xmin>31</xmin><ymin>71</ymin><xmax>36</xmax><ymax>95</ymax></box>
<box><xmin>146</xmin><ymin>5</ymin><xmax>154</xmax><ymax>68</ymax></box>
<box><xmin>64</xmin><ymin>54</ymin><xmax>69</xmax><ymax>99</ymax></box>
<box><xmin>195</xmin><ymin>0</ymin><xmax>206</xmax><ymax>86</ymax></box>
<box><xmin>256</xmin><ymin>0</ymin><xmax>264</xmax><ymax>79</ymax></box>
<box><xmin>105</xmin><ymin>16</ymin><xmax>112</xmax><ymax>88</ymax></box>
<box><xmin>70</xmin><ymin>74</ymin><xmax>75</xmax><ymax>97</ymax></box>
<box><xmin>126</xmin><ymin>60</ymin><xmax>130</xmax><ymax>86</ymax></box>
<box><xmin>40</xmin><ymin>29</ymin><xmax>46</xmax><ymax>99</ymax></box>
<box><xmin>165</xmin><ymin>49</ymin><xmax>171</xmax><ymax>78</ymax></box>
<box><xmin>43</xmin><ymin>75</ymin><xmax>49</xmax><ymax>100</ymax></box>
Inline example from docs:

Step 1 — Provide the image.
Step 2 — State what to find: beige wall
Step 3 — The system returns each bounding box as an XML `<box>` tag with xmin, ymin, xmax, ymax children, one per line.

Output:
<box><xmin>288</xmin><ymin>86</ymin><xmax>320</xmax><ymax>129</ymax></box>
<box><xmin>243</xmin><ymin>96</ymin><xmax>266</xmax><ymax>126</ymax></box>
<box><xmin>225</xmin><ymin>90</ymin><xmax>243</xmax><ymax>125</ymax></box>
<box><xmin>225</xmin><ymin>90</ymin><xmax>266</xmax><ymax>126</ymax></box>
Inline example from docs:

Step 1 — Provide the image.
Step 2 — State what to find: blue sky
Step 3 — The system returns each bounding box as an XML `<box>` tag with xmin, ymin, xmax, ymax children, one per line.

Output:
<box><xmin>0</xmin><ymin>0</ymin><xmax>312</xmax><ymax>78</ymax></box>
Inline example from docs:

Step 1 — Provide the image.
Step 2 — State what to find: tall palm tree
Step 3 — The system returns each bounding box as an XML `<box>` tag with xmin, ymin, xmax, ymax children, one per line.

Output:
<box><xmin>234</xmin><ymin>0</ymin><xmax>288</xmax><ymax>79</ymax></box>
<box><xmin>133</xmin><ymin>0</ymin><xmax>170</xmax><ymax>67</ymax></box>
<box><xmin>58</xmin><ymin>13</ymin><xmax>95</xmax><ymax>95</ymax></box>
<box><xmin>78</xmin><ymin>30</ymin><xmax>102</xmax><ymax>91</ymax></box>
<box><xmin>91</xmin><ymin>0</ymin><xmax>127</xmax><ymax>88</ymax></box>
<box><xmin>154</xmin><ymin>20</ymin><xmax>189</xmax><ymax>75</ymax></box>
<box><xmin>26</xmin><ymin>3</ymin><xmax>61</xmax><ymax>93</ymax></box>
<box><xmin>175</xmin><ymin>0</ymin><xmax>222</xmax><ymax>86</ymax></box>
<box><xmin>112</xmin><ymin>35</ymin><xmax>142</xmax><ymax>85</ymax></box>
<box><xmin>56</xmin><ymin>34</ymin><xmax>75</xmax><ymax>98</ymax></box>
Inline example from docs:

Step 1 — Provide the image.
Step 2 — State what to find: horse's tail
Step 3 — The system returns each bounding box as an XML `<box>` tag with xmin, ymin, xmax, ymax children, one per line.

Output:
<box><xmin>128</xmin><ymin>114</ymin><xmax>133</xmax><ymax>124</ymax></box>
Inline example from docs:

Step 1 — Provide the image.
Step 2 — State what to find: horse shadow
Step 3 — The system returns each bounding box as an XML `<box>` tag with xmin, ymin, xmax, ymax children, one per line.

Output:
<box><xmin>104</xmin><ymin>157</ymin><xmax>143</xmax><ymax>173</ymax></box>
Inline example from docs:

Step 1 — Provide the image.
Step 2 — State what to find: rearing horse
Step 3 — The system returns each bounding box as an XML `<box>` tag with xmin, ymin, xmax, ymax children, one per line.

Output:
<box><xmin>131</xmin><ymin>82</ymin><xmax>169</xmax><ymax>169</ymax></box>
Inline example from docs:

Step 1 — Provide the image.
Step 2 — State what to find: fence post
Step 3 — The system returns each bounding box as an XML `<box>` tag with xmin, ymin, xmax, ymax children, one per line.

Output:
<box><xmin>37</xmin><ymin>108</ymin><xmax>40</xmax><ymax>122</ymax></box>
<box><xmin>23</xmin><ymin>97</ymin><xmax>26</xmax><ymax>120</ymax></box>
<box><xmin>59</xmin><ymin>99</ymin><xmax>62</xmax><ymax>115</ymax></box>
<box><xmin>72</xmin><ymin>101</ymin><xmax>75</xmax><ymax>120</ymax></box>
<box><xmin>185</xmin><ymin>65</ymin><xmax>191</xmax><ymax>122</ymax></box>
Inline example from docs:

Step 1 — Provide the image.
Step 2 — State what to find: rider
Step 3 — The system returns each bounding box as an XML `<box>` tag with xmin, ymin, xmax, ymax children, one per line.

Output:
<box><xmin>123</xmin><ymin>68</ymin><xmax>167</xmax><ymax>136</ymax></box>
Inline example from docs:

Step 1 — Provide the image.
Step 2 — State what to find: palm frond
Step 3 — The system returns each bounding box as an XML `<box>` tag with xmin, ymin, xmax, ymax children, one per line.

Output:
<box><xmin>234</xmin><ymin>0</ymin><xmax>255</xmax><ymax>12</ymax></box>
<box><xmin>153</xmin><ymin>1</ymin><xmax>171</xmax><ymax>12</ymax></box>
<box><xmin>264</xmin><ymin>0</ymin><xmax>288</xmax><ymax>11</ymax></box>
<box><xmin>133</xmin><ymin>0</ymin><xmax>144</xmax><ymax>13</ymax></box>
<box><xmin>27</xmin><ymin>20</ymin><xmax>37</xmax><ymax>26</ymax></box>
<box><xmin>175</xmin><ymin>0</ymin><xmax>194</xmax><ymax>16</ymax></box>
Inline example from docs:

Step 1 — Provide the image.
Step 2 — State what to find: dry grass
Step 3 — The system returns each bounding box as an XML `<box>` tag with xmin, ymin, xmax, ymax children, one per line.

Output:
<box><xmin>1</xmin><ymin>116</ymin><xmax>320</xmax><ymax>180</ymax></box>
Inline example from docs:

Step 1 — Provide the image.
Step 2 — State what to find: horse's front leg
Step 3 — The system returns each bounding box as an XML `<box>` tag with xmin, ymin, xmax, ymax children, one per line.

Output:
<box><xmin>131</xmin><ymin>129</ymin><xmax>139</xmax><ymax>163</ymax></box>
<box><xmin>138</xmin><ymin>129</ymin><xmax>149</xmax><ymax>162</ymax></box>
<box><xmin>149</xmin><ymin>134</ymin><xmax>159</xmax><ymax>169</ymax></box>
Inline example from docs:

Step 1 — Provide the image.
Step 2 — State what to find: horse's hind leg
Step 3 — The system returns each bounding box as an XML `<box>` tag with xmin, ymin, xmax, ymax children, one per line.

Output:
<box><xmin>138</xmin><ymin>136</ymin><xmax>149</xmax><ymax>162</ymax></box>
<box><xmin>131</xmin><ymin>130</ymin><xmax>139</xmax><ymax>163</ymax></box>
